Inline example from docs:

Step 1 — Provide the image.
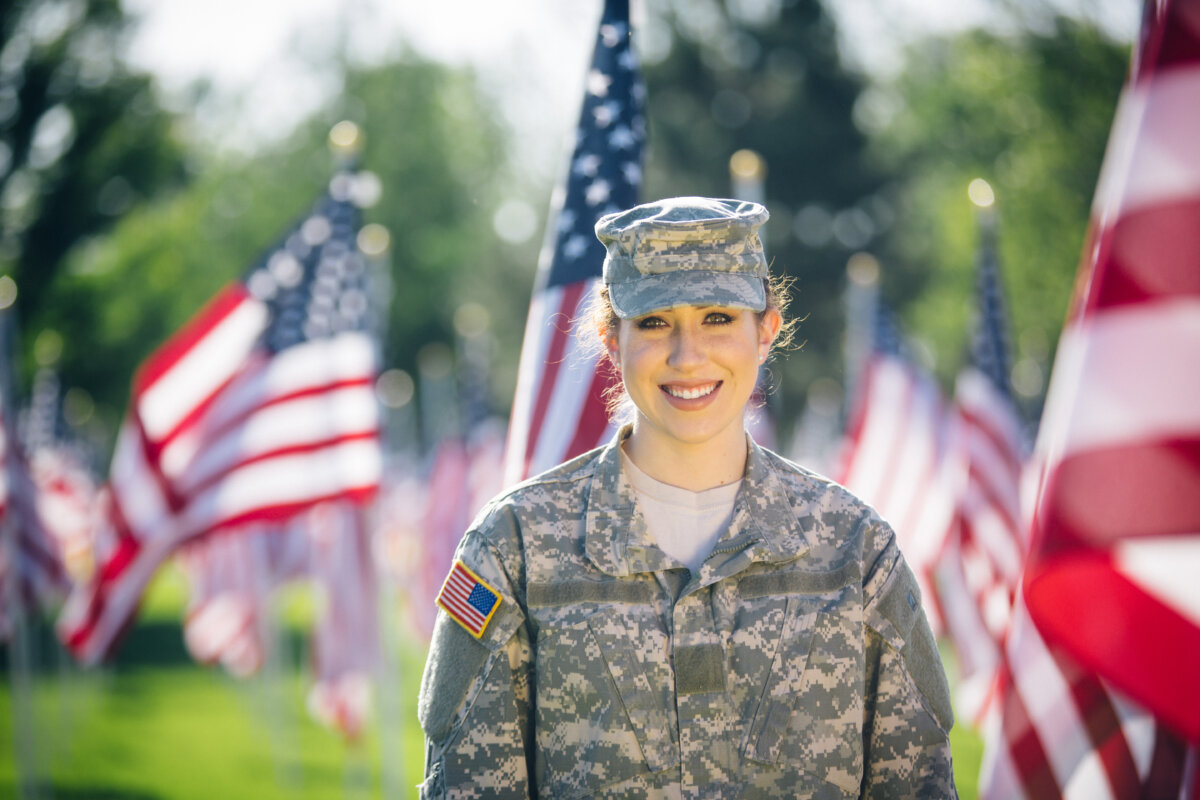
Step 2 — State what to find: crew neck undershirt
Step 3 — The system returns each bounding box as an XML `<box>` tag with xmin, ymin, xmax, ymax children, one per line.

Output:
<box><xmin>620</xmin><ymin>450</ymin><xmax>742</xmax><ymax>574</ymax></box>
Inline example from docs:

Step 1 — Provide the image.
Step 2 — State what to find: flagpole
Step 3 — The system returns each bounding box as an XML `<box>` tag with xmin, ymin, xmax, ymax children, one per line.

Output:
<box><xmin>842</xmin><ymin>251</ymin><xmax>881</xmax><ymax>427</ymax></box>
<box><xmin>0</xmin><ymin>280</ymin><xmax>43</xmax><ymax>800</ymax></box>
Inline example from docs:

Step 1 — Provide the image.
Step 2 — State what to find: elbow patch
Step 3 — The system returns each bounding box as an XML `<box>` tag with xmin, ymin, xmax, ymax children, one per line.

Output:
<box><xmin>418</xmin><ymin>617</ymin><xmax>493</xmax><ymax>743</ymax></box>
<box><xmin>868</xmin><ymin>559</ymin><xmax>954</xmax><ymax>732</ymax></box>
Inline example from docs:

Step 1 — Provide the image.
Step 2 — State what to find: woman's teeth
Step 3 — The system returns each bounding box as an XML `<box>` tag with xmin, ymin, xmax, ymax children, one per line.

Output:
<box><xmin>664</xmin><ymin>383</ymin><xmax>717</xmax><ymax>400</ymax></box>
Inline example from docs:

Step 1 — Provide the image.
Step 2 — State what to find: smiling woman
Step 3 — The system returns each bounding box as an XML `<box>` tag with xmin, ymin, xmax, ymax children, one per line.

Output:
<box><xmin>417</xmin><ymin>197</ymin><xmax>959</xmax><ymax>799</ymax></box>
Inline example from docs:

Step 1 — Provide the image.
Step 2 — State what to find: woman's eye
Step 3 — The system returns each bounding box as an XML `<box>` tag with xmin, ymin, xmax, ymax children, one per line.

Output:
<box><xmin>706</xmin><ymin>312</ymin><xmax>733</xmax><ymax>325</ymax></box>
<box><xmin>636</xmin><ymin>316</ymin><xmax>667</xmax><ymax>330</ymax></box>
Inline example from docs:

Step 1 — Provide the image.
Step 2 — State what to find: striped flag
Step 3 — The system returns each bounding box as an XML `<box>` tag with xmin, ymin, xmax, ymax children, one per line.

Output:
<box><xmin>1022</xmin><ymin>0</ymin><xmax>1200</xmax><ymax>744</ymax></box>
<box><xmin>502</xmin><ymin>0</ymin><xmax>645</xmax><ymax>485</ymax></box>
<box><xmin>58</xmin><ymin>171</ymin><xmax>383</xmax><ymax>664</ymax></box>
<box><xmin>0</xmin><ymin>313</ymin><xmax>71</xmax><ymax>639</ymax></box>
<box><xmin>979</xmin><ymin>590</ymin><xmax>1194</xmax><ymax>799</ymax></box>
<box><xmin>837</xmin><ymin>302</ymin><xmax>959</xmax><ymax>635</ymax></box>
<box><xmin>935</xmin><ymin>210</ymin><xmax>1029</xmax><ymax>723</ymax></box>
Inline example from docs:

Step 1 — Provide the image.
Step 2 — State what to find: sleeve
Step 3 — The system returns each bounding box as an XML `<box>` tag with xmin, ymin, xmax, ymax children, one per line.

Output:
<box><xmin>860</xmin><ymin>521</ymin><xmax>958</xmax><ymax>799</ymax></box>
<box><xmin>417</xmin><ymin>516</ymin><xmax>533</xmax><ymax>800</ymax></box>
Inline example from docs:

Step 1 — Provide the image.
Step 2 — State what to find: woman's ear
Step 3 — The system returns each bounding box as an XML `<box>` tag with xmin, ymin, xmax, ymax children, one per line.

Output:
<box><xmin>603</xmin><ymin>326</ymin><xmax>620</xmax><ymax>368</ymax></box>
<box><xmin>758</xmin><ymin>308</ymin><xmax>782</xmax><ymax>359</ymax></box>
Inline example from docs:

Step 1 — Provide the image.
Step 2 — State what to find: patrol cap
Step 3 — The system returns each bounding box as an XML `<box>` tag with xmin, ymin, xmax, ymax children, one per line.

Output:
<box><xmin>595</xmin><ymin>196</ymin><xmax>769</xmax><ymax>319</ymax></box>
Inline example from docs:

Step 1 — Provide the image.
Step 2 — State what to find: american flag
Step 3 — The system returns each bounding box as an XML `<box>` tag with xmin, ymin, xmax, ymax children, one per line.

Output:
<box><xmin>935</xmin><ymin>211</ymin><xmax>1028</xmax><ymax>724</ymax></box>
<box><xmin>979</xmin><ymin>589</ymin><xmax>1194</xmax><ymax>798</ymax></box>
<box><xmin>1021</xmin><ymin>0</ymin><xmax>1200</xmax><ymax>745</ymax></box>
<box><xmin>58</xmin><ymin>171</ymin><xmax>383</xmax><ymax>664</ymax></box>
<box><xmin>436</xmin><ymin>560</ymin><xmax>500</xmax><ymax>638</ymax></box>
<box><xmin>503</xmin><ymin>0</ymin><xmax>645</xmax><ymax>485</ymax></box>
<box><xmin>837</xmin><ymin>301</ymin><xmax>959</xmax><ymax>636</ymax></box>
<box><xmin>0</xmin><ymin>312</ymin><xmax>71</xmax><ymax>639</ymax></box>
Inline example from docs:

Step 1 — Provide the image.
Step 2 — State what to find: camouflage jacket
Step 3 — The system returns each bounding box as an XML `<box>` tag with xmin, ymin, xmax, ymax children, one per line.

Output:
<box><xmin>418</xmin><ymin>429</ymin><xmax>957</xmax><ymax>799</ymax></box>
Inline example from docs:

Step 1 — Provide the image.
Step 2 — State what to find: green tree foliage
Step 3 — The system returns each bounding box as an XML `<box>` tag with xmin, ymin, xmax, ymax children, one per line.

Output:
<box><xmin>866</xmin><ymin>18</ymin><xmax>1129</xmax><ymax>414</ymax></box>
<box><xmin>48</xmin><ymin>54</ymin><xmax>535</xmax><ymax>448</ymax></box>
<box><xmin>639</xmin><ymin>0</ymin><xmax>888</xmax><ymax>422</ymax></box>
<box><xmin>0</xmin><ymin>0</ymin><xmax>187</xmax><ymax>382</ymax></box>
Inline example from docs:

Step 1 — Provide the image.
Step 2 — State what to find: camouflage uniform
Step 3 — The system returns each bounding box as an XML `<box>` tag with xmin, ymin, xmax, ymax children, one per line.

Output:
<box><xmin>418</xmin><ymin>429</ymin><xmax>958</xmax><ymax>799</ymax></box>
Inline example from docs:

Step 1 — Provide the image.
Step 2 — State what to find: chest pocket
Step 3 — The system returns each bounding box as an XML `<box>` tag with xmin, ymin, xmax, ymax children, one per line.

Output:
<box><xmin>534</xmin><ymin>606</ymin><xmax>678</xmax><ymax>799</ymax></box>
<box><xmin>743</xmin><ymin>591</ymin><xmax>865</xmax><ymax>795</ymax></box>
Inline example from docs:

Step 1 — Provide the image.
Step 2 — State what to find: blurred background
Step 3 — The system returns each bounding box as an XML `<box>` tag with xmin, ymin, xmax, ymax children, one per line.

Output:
<box><xmin>0</xmin><ymin>0</ymin><xmax>1155</xmax><ymax>797</ymax></box>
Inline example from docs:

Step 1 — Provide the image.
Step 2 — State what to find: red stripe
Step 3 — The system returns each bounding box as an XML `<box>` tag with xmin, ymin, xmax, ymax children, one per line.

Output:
<box><xmin>524</xmin><ymin>282</ymin><xmax>586</xmax><ymax>477</ymax></box>
<box><xmin>1086</xmin><ymin>197</ymin><xmax>1200</xmax><ymax>313</ymax></box>
<box><xmin>1025</xmin><ymin>550</ymin><xmax>1200</xmax><ymax>742</ymax></box>
<box><xmin>1051</xmin><ymin>649</ymin><xmax>1142</xmax><ymax>796</ymax></box>
<box><xmin>205</xmin><ymin>485</ymin><xmax>378</xmax><ymax>535</ymax></box>
<box><xmin>1144</xmin><ymin>723</ymin><xmax>1189</xmax><ymax>797</ymax></box>
<box><xmin>133</xmin><ymin>284</ymin><xmax>252</xmax><ymax>396</ymax></box>
<box><xmin>1137</xmin><ymin>0</ymin><xmax>1200</xmax><ymax>78</ymax></box>
<box><xmin>1038</xmin><ymin>437</ymin><xmax>1200</xmax><ymax>552</ymax></box>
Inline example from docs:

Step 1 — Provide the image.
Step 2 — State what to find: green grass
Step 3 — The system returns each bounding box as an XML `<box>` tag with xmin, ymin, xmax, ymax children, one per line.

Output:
<box><xmin>1</xmin><ymin>568</ymin><xmax>984</xmax><ymax>799</ymax></box>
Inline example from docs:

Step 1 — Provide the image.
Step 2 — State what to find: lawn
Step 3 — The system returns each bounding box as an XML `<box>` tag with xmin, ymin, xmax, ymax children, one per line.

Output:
<box><xmin>2</xmin><ymin>568</ymin><xmax>984</xmax><ymax>799</ymax></box>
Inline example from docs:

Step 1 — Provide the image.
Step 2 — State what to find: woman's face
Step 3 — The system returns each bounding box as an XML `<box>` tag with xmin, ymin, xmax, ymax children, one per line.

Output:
<box><xmin>607</xmin><ymin>304</ymin><xmax>780</xmax><ymax>452</ymax></box>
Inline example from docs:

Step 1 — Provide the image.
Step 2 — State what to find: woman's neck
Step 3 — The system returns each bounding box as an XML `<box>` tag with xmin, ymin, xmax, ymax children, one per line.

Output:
<box><xmin>621</xmin><ymin>421</ymin><xmax>749</xmax><ymax>492</ymax></box>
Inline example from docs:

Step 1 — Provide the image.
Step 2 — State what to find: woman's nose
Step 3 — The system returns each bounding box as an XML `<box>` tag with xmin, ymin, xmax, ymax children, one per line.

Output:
<box><xmin>667</xmin><ymin>325</ymin><xmax>705</xmax><ymax>369</ymax></box>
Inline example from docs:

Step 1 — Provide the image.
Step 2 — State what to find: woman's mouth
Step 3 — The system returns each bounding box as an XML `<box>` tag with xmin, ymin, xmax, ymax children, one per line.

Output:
<box><xmin>662</xmin><ymin>381</ymin><xmax>720</xmax><ymax>400</ymax></box>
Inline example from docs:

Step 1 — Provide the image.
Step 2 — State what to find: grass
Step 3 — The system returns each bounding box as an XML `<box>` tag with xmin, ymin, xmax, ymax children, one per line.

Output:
<box><xmin>1</xmin><ymin>567</ymin><xmax>984</xmax><ymax>799</ymax></box>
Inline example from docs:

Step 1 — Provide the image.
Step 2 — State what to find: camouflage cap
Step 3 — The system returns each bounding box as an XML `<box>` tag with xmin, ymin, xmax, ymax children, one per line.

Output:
<box><xmin>595</xmin><ymin>196</ymin><xmax>769</xmax><ymax>319</ymax></box>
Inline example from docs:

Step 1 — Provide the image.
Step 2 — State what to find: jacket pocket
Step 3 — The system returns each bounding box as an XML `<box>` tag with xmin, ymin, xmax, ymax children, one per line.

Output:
<box><xmin>535</xmin><ymin>607</ymin><xmax>678</xmax><ymax>799</ymax></box>
<box><xmin>745</xmin><ymin>602</ymin><xmax>864</xmax><ymax>794</ymax></box>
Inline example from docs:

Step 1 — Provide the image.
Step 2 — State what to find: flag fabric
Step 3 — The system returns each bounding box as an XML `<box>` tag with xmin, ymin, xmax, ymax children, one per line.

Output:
<box><xmin>59</xmin><ymin>171</ymin><xmax>383</xmax><ymax>664</ymax></box>
<box><xmin>0</xmin><ymin>318</ymin><xmax>72</xmax><ymax>639</ymax></box>
<box><xmin>934</xmin><ymin>214</ymin><xmax>1029</xmax><ymax>723</ymax></box>
<box><xmin>836</xmin><ymin>302</ymin><xmax>959</xmax><ymax>636</ymax></box>
<box><xmin>503</xmin><ymin>0</ymin><xmax>645</xmax><ymax>485</ymax></box>
<box><xmin>0</xmin><ymin>399</ymin><xmax>71</xmax><ymax>639</ymax></box>
<box><xmin>1021</xmin><ymin>0</ymin><xmax>1200</xmax><ymax>743</ymax></box>
<box><xmin>979</xmin><ymin>589</ymin><xmax>1195</xmax><ymax>799</ymax></box>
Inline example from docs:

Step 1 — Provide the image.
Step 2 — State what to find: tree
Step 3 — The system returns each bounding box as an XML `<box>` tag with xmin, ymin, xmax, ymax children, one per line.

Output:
<box><xmin>1</xmin><ymin>0</ymin><xmax>187</xmax><ymax>388</ymax></box>
<box><xmin>866</xmin><ymin>18</ymin><xmax>1129</xmax><ymax>414</ymax></box>
<box><xmin>46</xmin><ymin>52</ymin><xmax>538</xmax><ymax>449</ymax></box>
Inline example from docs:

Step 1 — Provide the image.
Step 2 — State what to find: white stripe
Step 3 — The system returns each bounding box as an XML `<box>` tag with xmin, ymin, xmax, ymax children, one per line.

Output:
<box><xmin>1092</xmin><ymin>65</ymin><xmax>1200</xmax><ymax>225</ymax></box>
<box><xmin>109</xmin><ymin>421</ymin><xmax>173</xmax><ymax>543</ymax></box>
<box><xmin>842</xmin><ymin>357</ymin><xmax>918</xmax><ymax>504</ymax></box>
<box><xmin>1115</xmin><ymin>534</ymin><xmax>1200</xmax><ymax>627</ymax></box>
<box><xmin>1043</xmin><ymin>298</ymin><xmax>1200</xmax><ymax>456</ymax></box>
<box><xmin>504</xmin><ymin>288</ymin><xmax>561</xmax><ymax>486</ymax></box>
<box><xmin>138</xmin><ymin>297</ymin><xmax>268</xmax><ymax>442</ymax></box>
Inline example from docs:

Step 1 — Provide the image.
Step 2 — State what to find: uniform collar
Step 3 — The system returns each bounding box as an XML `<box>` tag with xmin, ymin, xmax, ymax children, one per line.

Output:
<box><xmin>584</xmin><ymin>426</ymin><xmax>814</xmax><ymax>577</ymax></box>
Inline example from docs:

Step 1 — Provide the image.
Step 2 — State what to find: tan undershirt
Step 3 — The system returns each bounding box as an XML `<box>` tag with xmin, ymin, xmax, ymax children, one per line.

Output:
<box><xmin>621</xmin><ymin>450</ymin><xmax>742</xmax><ymax>574</ymax></box>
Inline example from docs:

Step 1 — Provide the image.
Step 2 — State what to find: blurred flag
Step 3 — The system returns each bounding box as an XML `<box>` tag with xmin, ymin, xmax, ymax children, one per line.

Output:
<box><xmin>503</xmin><ymin>0</ymin><xmax>645</xmax><ymax>484</ymax></box>
<box><xmin>59</xmin><ymin>171</ymin><xmax>383</xmax><ymax>664</ymax></box>
<box><xmin>0</xmin><ymin>314</ymin><xmax>71</xmax><ymax>639</ymax></box>
<box><xmin>1022</xmin><ymin>0</ymin><xmax>1200</xmax><ymax>743</ymax></box>
<box><xmin>836</xmin><ymin>301</ymin><xmax>958</xmax><ymax>635</ymax></box>
<box><xmin>979</xmin><ymin>590</ymin><xmax>1193</xmax><ymax>799</ymax></box>
<box><xmin>935</xmin><ymin>210</ymin><xmax>1029</xmax><ymax>723</ymax></box>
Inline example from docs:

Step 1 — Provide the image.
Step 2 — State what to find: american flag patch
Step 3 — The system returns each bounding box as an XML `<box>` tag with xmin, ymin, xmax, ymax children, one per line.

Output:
<box><xmin>436</xmin><ymin>560</ymin><xmax>502</xmax><ymax>638</ymax></box>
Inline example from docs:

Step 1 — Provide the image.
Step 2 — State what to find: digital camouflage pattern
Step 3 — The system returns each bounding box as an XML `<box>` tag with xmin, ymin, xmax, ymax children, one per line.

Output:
<box><xmin>418</xmin><ymin>429</ymin><xmax>957</xmax><ymax>799</ymax></box>
<box><xmin>596</xmin><ymin>197</ymin><xmax>769</xmax><ymax>319</ymax></box>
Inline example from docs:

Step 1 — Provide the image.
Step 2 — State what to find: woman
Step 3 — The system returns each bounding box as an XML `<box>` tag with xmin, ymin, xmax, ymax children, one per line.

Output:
<box><xmin>418</xmin><ymin>197</ymin><xmax>957</xmax><ymax>799</ymax></box>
